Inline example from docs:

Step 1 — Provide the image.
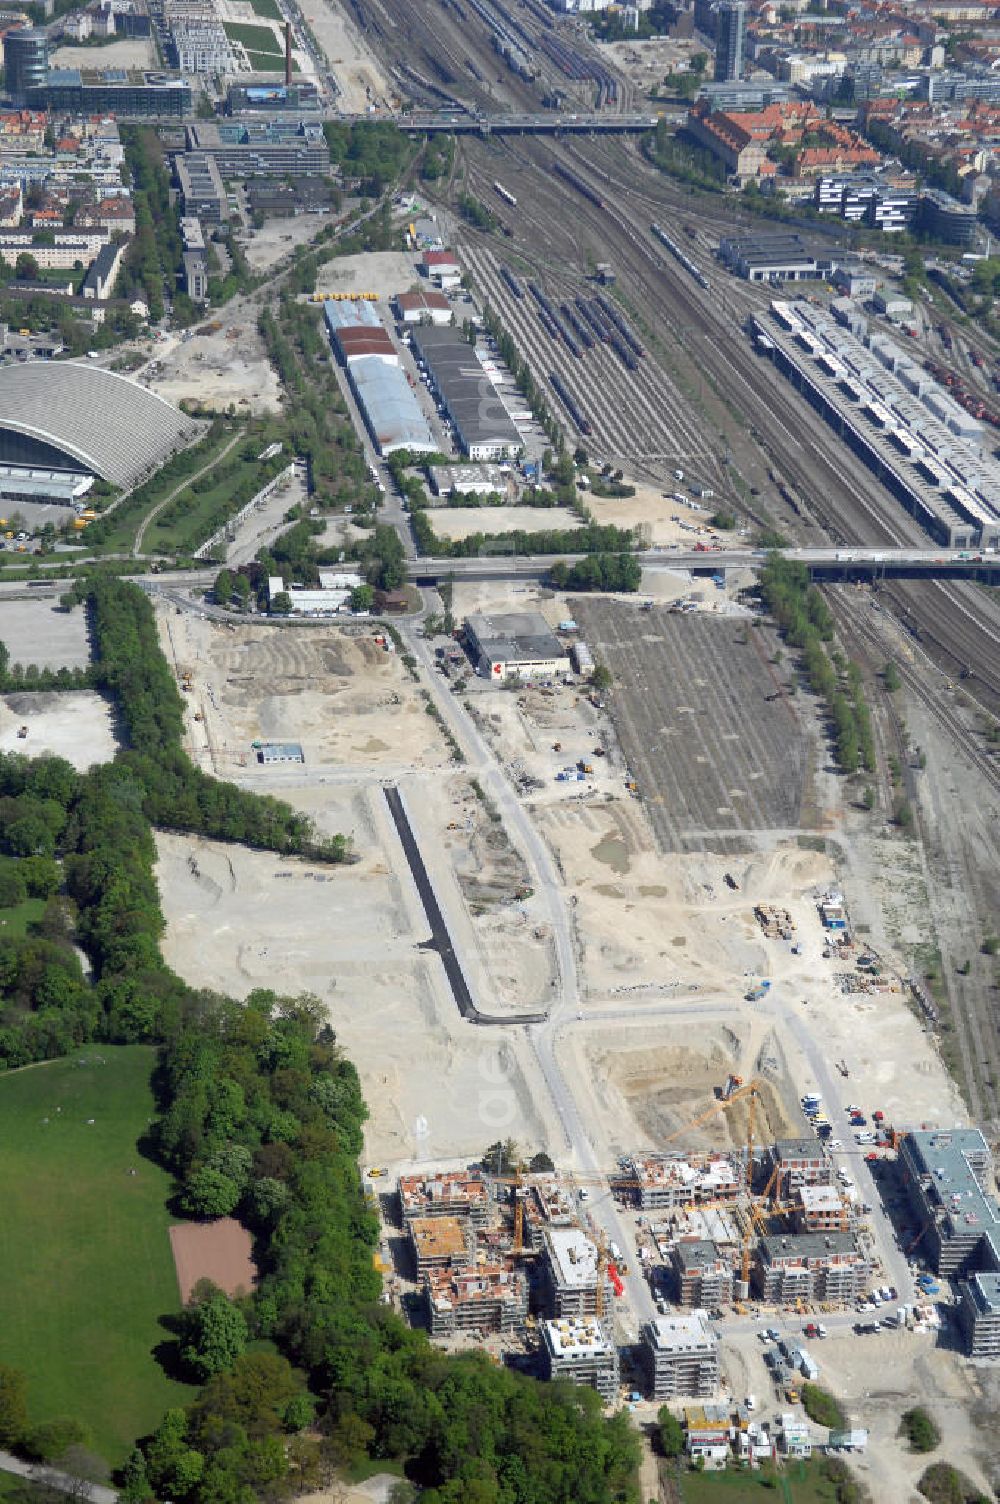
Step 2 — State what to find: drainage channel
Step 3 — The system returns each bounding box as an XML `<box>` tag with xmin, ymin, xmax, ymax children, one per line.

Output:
<box><xmin>383</xmin><ymin>784</ymin><xmax>547</xmax><ymax>1027</ymax></box>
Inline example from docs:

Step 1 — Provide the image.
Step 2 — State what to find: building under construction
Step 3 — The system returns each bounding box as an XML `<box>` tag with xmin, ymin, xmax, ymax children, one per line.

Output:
<box><xmin>623</xmin><ymin>1153</ymin><xmax>742</xmax><ymax>1212</ymax></box>
<box><xmin>408</xmin><ymin>1215</ymin><xmax>471</xmax><ymax>1275</ymax></box>
<box><xmin>542</xmin><ymin>1225</ymin><xmax>607</xmax><ymax>1318</ymax></box>
<box><xmin>753</xmin><ymin>1231</ymin><xmax>869</xmax><ymax>1303</ymax></box>
<box><xmin>769</xmin><ymin>1139</ymin><xmax>832</xmax><ymax>1195</ymax></box>
<box><xmin>541</xmin><ymin>1317</ymin><xmax>620</xmax><ymax>1402</ymax></box>
<box><xmin>398</xmin><ymin>1170</ymin><xmax>491</xmax><ymax>1228</ymax></box>
<box><xmin>642</xmin><ymin>1314</ymin><xmax>720</xmax><ymax>1400</ymax></box>
<box><xmin>671</xmin><ymin>1239</ymin><xmax>736</xmax><ymax>1309</ymax></box>
<box><xmin>425</xmin><ymin>1263</ymin><xmax>528</xmax><ymax>1338</ymax></box>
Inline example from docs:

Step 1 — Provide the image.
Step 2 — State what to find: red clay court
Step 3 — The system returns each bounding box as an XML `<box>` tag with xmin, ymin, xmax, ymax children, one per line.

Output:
<box><xmin>169</xmin><ymin>1217</ymin><xmax>257</xmax><ymax>1304</ymax></box>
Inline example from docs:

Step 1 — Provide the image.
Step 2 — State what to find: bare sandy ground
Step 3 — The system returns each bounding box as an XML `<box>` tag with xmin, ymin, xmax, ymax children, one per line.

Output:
<box><xmin>146</xmin><ymin>310</ymin><xmax>282</xmax><ymax>416</ymax></box>
<box><xmin>309</xmin><ymin>0</ymin><xmax>394</xmax><ymax>112</ymax></box>
<box><xmin>50</xmin><ymin>38</ymin><xmax>154</xmax><ymax>68</ymax></box>
<box><xmin>0</xmin><ymin>691</ymin><xmax>116</xmax><ymax>768</ymax></box>
<box><xmin>431</xmin><ymin>507</ymin><xmax>582</xmax><ymax>541</ymax></box>
<box><xmin>313</xmin><ymin>251</ymin><xmax>420</xmax><ymax>299</ymax></box>
<box><xmin>586</xmin><ymin>481</ymin><xmax>737</xmax><ymax>547</ymax></box>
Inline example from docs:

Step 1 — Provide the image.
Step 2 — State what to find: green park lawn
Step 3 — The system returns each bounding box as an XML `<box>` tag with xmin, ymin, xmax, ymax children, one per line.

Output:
<box><xmin>680</xmin><ymin>1461</ymin><xmax>848</xmax><ymax>1503</ymax></box>
<box><xmin>224</xmin><ymin>20</ymin><xmax>282</xmax><ymax>54</ymax></box>
<box><xmin>0</xmin><ymin>1047</ymin><xmax>192</xmax><ymax>1464</ymax></box>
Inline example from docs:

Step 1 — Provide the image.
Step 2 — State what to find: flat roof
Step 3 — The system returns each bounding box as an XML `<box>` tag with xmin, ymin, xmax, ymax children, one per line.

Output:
<box><xmin>466</xmin><ymin>610</ymin><xmax>567</xmax><ymax>666</ymax></box>
<box><xmin>644</xmin><ymin>1314</ymin><xmax>717</xmax><ymax>1353</ymax></box>
<box><xmin>760</xmin><ymin>1231</ymin><xmax>859</xmax><ymax>1262</ymax></box>
<box><xmin>411</xmin><ymin>326</ymin><xmax>523</xmax><ymax>451</ymax></box>
<box><xmin>544</xmin><ymin>1224</ymin><xmax>598</xmax><ymax>1288</ymax></box>
<box><xmin>542</xmin><ymin>1316</ymin><xmax>614</xmax><ymax>1359</ymax></box>
<box><xmin>774</xmin><ymin>1137</ymin><xmax>827</xmax><ymax>1160</ymax></box>
<box><xmin>903</xmin><ymin>1129</ymin><xmax>1000</xmax><ymax>1252</ymax></box>
<box><xmin>962</xmin><ymin>1271</ymin><xmax>1000</xmax><ymax>1315</ymax></box>
<box><xmin>674</xmin><ymin>1239</ymin><xmax>726</xmax><ymax>1270</ymax></box>
<box><xmin>409</xmin><ymin>1215</ymin><xmax>468</xmax><ymax>1259</ymax></box>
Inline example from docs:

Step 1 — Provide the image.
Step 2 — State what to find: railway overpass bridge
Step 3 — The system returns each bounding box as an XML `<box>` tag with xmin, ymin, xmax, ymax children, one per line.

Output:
<box><xmin>406</xmin><ymin>546</ymin><xmax>1000</xmax><ymax>585</ymax></box>
<box><xmin>339</xmin><ymin>111</ymin><xmax>668</xmax><ymax>135</ymax></box>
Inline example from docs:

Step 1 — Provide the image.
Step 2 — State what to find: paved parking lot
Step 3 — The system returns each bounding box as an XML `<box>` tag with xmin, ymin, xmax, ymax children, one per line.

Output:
<box><xmin>575</xmin><ymin>601</ymin><xmax>812</xmax><ymax>852</ymax></box>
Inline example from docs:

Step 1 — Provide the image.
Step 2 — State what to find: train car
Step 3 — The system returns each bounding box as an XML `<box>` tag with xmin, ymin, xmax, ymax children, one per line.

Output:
<box><xmin>500</xmin><ymin>264</ymin><xmax>524</xmax><ymax>299</ymax></box>
<box><xmin>549</xmin><ymin>370</ymin><xmax>592</xmax><ymax>435</ymax></box>
<box><xmin>494</xmin><ymin>180</ymin><xmax>517</xmax><ymax>208</ymax></box>
<box><xmin>552</xmin><ymin>159</ymin><xmax>603</xmax><ymax>210</ymax></box>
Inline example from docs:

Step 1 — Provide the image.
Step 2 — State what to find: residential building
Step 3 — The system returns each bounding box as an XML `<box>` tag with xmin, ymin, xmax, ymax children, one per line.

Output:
<box><xmin>642</xmin><ymin>1314</ymin><xmax>720</xmax><ymax>1400</ymax></box>
<box><xmin>754</xmin><ymin>1231</ymin><xmax>869</xmax><ymax>1304</ymax></box>
<box><xmin>899</xmin><ymin>1129</ymin><xmax>1000</xmax><ymax>1278</ymax></box>
<box><xmin>180</xmin><ymin>214</ymin><xmax>208</xmax><ymax>301</ymax></box>
<box><xmin>794</xmin><ymin>1185</ymin><xmax>851</xmax><ymax>1233</ymax></box>
<box><xmin>957</xmin><ymin>1273</ymin><xmax>1000</xmax><ymax>1359</ymax></box>
<box><xmin>76</xmin><ymin>196</ymin><xmax>136</xmax><ymax>236</ymax></box>
<box><xmin>398</xmin><ymin>1170</ymin><xmax>490</xmax><ymax>1228</ymax></box>
<box><xmin>541</xmin><ymin>1317</ymin><xmax>619</xmax><ymax>1402</ymax></box>
<box><xmin>715</xmin><ymin>0</ymin><xmax>746</xmax><ymax>82</ymax></box>
<box><xmin>81</xmin><ymin>239</ymin><xmax>124</xmax><ymax>298</ymax></box>
<box><xmin>769</xmin><ymin>1137</ymin><xmax>832</xmax><ymax>1193</ymax></box>
<box><xmin>0</xmin><ymin>225</ymin><xmax>109</xmax><ymax>268</ymax></box>
<box><xmin>408</xmin><ymin>1215</ymin><xmax>471</xmax><ymax>1274</ymax></box>
<box><xmin>671</xmin><ymin>1239</ymin><xmax>735</xmax><ymax>1309</ymax></box>
<box><xmin>425</xmin><ymin>1264</ymin><xmax>528</xmax><ymax>1337</ymax></box>
<box><xmin>542</xmin><ymin>1224</ymin><xmax>603</xmax><ymax>1318</ymax></box>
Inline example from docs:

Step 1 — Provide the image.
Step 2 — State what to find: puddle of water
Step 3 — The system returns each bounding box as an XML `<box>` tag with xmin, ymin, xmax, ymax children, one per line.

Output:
<box><xmin>590</xmin><ymin>833</ymin><xmax>631</xmax><ymax>875</ymax></box>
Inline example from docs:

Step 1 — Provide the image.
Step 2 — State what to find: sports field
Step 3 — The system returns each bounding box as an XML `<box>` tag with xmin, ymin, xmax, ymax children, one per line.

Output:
<box><xmin>0</xmin><ymin>1047</ymin><xmax>191</xmax><ymax>1463</ymax></box>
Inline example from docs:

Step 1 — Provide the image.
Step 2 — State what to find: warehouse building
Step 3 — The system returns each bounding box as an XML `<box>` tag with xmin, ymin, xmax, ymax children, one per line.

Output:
<box><xmin>411</xmin><ymin>326</ymin><xmax>524</xmax><ymax>461</ymax></box>
<box><xmin>541</xmin><ymin>1318</ymin><xmax>620</xmax><ymax>1402</ymax></box>
<box><xmin>323</xmin><ymin>299</ymin><xmax>436</xmax><ymax>457</ymax></box>
<box><xmin>425</xmin><ymin>1264</ymin><xmax>528</xmax><ymax>1338</ymax></box>
<box><xmin>719</xmin><ymin>231</ymin><xmax>860</xmax><ymax>282</ymax></box>
<box><xmin>465</xmin><ymin>611</ymin><xmax>570</xmax><ymax>683</ymax></box>
<box><xmin>761</xmin><ymin>300</ymin><xmax>1000</xmax><ymax>549</ymax></box>
<box><xmin>642</xmin><ymin>1314</ymin><xmax>720</xmax><ymax>1400</ymax></box>
<box><xmin>395</xmin><ymin>288</ymin><xmax>453</xmax><ymax>325</ymax></box>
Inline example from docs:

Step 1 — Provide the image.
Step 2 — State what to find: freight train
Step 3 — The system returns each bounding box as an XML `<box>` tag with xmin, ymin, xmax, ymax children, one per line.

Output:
<box><xmin>650</xmin><ymin>221</ymin><xmax>710</xmax><ymax>291</ymax></box>
<box><xmin>549</xmin><ymin>370</ymin><xmax>592</xmax><ymax>434</ymax></box>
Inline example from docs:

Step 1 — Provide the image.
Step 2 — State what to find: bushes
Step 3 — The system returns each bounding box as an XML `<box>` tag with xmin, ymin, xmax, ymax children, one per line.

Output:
<box><xmin>901</xmin><ymin>1406</ymin><xmax>941</xmax><ymax>1454</ymax></box>
<box><xmin>549</xmin><ymin>554</ymin><xmax>642</xmax><ymax>593</ymax></box>
<box><xmin>918</xmin><ymin>1462</ymin><xmax>991</xmax><ymax>1504</ymax></box>
<box><xmin>800</xmin><ymin>1383</ymin><xmax>847</xmax><ymax>1429</ymax></box>
<box><xmin>760</xmin><ymin>553</ymin><xmax>874</xmax><ymax>775</ymax></box>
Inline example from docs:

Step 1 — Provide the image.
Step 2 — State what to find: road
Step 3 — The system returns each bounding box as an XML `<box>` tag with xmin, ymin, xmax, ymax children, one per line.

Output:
<box><xmin>0</xmin><ymin>1451</ymin><xmax>116</xmax><ymax>1504</ymax></box>
<box><xmin>398</xmin><ymin>615</ymin><xmax>656</xmax><ymax>1334</ymax></box>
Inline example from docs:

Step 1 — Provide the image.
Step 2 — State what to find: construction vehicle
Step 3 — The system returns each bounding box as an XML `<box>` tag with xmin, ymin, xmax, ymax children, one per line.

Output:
<box><xmin>722</xmin><ymin>1074</ymin><xmax>743</xmax><ymax>1100</ymax></box>
<box><xmin>367</xmin><ymin>1166</ymin><xmax>386</xmax><ymax>1178</ymax></box>
<box><xmin>16</xmin><ymin>725</ymin><xmax>27</xmax><ymax>738</ymax></box>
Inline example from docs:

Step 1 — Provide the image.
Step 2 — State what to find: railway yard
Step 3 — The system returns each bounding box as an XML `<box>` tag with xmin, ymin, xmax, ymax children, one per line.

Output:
<box><xmin>4</xmin><ymin>0</ymin><xmax>1000</xmax><ymax>1489</ymax></box>
<box><xmin>261</xmin><ymin>0</ymin><xmax>1000</xmax><ymax>1482</ymax></box>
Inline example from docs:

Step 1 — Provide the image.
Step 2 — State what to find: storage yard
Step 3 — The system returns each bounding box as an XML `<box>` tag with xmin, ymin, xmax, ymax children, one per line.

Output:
<box><xmin>572</xmin><ymin>602</ymin><xmax>812</xmax><ymax>853</ymax></box>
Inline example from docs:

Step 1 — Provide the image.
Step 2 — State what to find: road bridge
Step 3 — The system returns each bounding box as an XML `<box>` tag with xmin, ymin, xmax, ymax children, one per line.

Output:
<box><xmin>339</xmin><ymin>111</ymin><xmax>667</xmax><ymax>135</ymax></box>
<box><xmin>406</xmin><ymin>546</ymin><xmax>1000</xmax><ymax>585</ymax></box>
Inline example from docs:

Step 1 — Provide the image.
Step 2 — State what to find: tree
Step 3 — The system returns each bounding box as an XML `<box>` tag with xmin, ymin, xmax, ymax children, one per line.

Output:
<box><xmin>883</xmin><ymin>660</ymin><xmax>902</xmax><ymax>693</ymax></box>
<box><xmin>270</xmin><ymin>591</ymin><xmax>292</xmax><ymax>616</ymax></box>
<box><xmin>591</xmin><ymin>665</ymin><xmax>613</xmax><ymax>692</ymax></box>
<box><xmin>0</xmin><ymin>1364</ymin><xmax>28</xmax><ymax>1447</ymax></box>
<box><xmin>350</xmin><ymin>583</ymin><xmax>375</xmax><ymax>612</ymax></box>
<box><xmin>231</xmin><ymin>573</ymin><xmax>251</xmax><ymax>610</ymax></box>
<box><xmin>182</xmin><ymin>1165</ymin><xmax>241</xmax><ymax>1218</ymax></box>
<box><xmin>213</xmin><ymin>569</ymin><xmax>233</xmax><ymax>607</ymax></box>
<box><xmin>180</xmin><ymin>1287</ymin><xmax>248</xmax><ymax>1381</ymax></box>
<box><xmin>15</xmin><ymin>253</ymin><xmax>39</xmax><ymax>281</ymax></box>
<box><xmin>656</xmin><ymin>1406</ymin><xmax>684</xmax><ymax>1458</ymax></box>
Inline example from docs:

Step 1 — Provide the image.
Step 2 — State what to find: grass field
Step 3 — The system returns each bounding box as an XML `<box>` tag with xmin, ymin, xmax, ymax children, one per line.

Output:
<box><xmin>224</xmin><ymin>20</ymin><xmax>282</xmax><ymax>53</ymax></box>
<box><xmin>248</xmin><ymin>0</ymin><xmax>283</xmax><ymax>15</ymax></box>
<box><xmin>0</xmin><ymin>1047</ymin><xmax>191</xmax><ymax>1464</ymax></box>
<box><xmin>0</xmin><ymin>855</ymin><xmax>45</xmax><ymax>938</ymax></box>
<box><xmin>680</xmin><ymin>1461</ymin><xmax>846</xmax><ymax>1503</ymax></box>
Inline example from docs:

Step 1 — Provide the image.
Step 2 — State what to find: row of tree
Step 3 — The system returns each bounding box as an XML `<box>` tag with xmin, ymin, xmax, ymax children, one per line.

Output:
<box><xmin>758</xmin><ymin>554</ymin><xmax>875</xmax><ymax>775</ymax></box>
<box><xmin>548</xmin><ymin>554</ymin><xmax>642</xmax><ymax>593</ymax></box>
<box><xmin>410</xmin><ymin>513</ymin><xmax>637</xmax><ymax>561</ymax></box>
